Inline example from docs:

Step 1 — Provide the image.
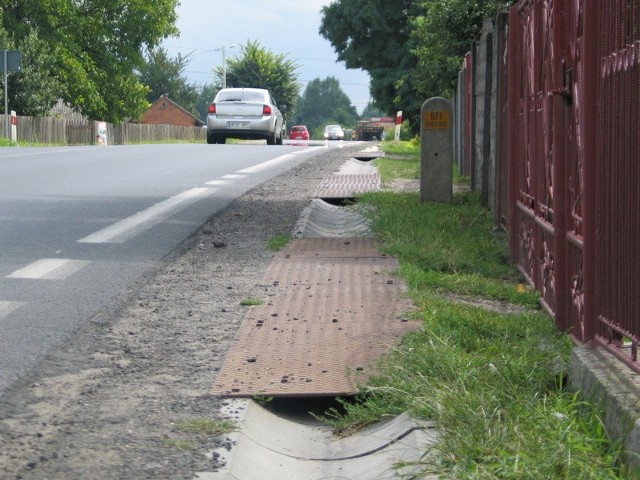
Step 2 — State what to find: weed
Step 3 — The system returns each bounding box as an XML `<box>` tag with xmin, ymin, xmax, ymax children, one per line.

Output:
<box><xmin>267</xmin><ymin>234</ymin><xmax>290</xmax><ymax>251</ymax></box>
<box><xmin>240</xmin><ymin>297</ymin><xmax>264</xmax><ymax>306</ymax></box>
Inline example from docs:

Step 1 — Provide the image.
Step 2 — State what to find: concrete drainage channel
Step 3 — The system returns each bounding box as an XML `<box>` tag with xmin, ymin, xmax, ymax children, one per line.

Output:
<box><xmin>196</xmin><ymin>148</ymin><xmax>439</xmax><ymax>479</ymax></box>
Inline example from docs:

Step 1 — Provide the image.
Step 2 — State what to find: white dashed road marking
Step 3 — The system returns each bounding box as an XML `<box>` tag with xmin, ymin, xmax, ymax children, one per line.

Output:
<box><xmin>6</xmin><ymin>259</ymin><xmax>91</xmax><ymax>280</ymax></box>
<box><xmin>78</xmin><ymin>187</ymin><xmax>218</xmax><ymax>244</ymax></box>
<box><xmin>220</xmin><ymin>174</ymin><xmax>247</xmax><ymax>179</ymax></box>
<box><xmin>0</xmin><ymin>301</ymin><xmax>26</xmax><ymax>318</ymax></box>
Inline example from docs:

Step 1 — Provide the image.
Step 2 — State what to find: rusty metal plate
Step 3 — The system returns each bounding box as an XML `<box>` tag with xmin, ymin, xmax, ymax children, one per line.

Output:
<box><xmin>313</xmin><ymin>173</ymin><xmax>381</xmax><ymax>198</ymax></box>
<box><xmin>213</xmin><ymin>238</ymin><xmax>420</xmax><ymax>397</ymax></box>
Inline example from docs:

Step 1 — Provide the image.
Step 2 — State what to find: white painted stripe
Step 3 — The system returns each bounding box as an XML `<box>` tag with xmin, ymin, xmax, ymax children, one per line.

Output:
<box><xmin>236</xmin><ymin>154</ymin><xmax>294</xmax><ymax>174</ymax></box>
<box><xmin>0</xmin><ymin>301</ymin><xmax>26</xmax><ymax>318</ymax></box>
<box><xmin>7</xmin><ymin>259</ymin><xmax>91</xmax><ymax>280</ymax></box>
<box><xmin>237</xmin><ymin>147</ymin><xmax>324</xmax><ymax>174</ymax></box>
<box><xmin>78</xmin><ymin>187</ymin><xmax>217</xmax><ymax>244</ymax></box>
<box><xmin>220</xmin><ymin>174</ymin><xmax>247</xmax><ymax>179</ymax></box>
<box><xmin>205</xmin><ymin>179</ymin><xmax>232</xmax><ymax>186</ymax></box>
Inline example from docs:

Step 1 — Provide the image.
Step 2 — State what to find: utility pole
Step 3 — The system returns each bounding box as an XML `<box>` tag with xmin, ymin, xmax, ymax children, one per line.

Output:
<box><xmin>216</xmin><ymin>44</ymin><xmax>236</xmax><ymax>89</ymax></box>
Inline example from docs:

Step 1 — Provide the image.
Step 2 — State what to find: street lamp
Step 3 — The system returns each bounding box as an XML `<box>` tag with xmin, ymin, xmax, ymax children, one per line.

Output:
<box><xmin>215</xmin><ymin>44</ymin><xmax>236</xmax><ymax>89</ymax></box>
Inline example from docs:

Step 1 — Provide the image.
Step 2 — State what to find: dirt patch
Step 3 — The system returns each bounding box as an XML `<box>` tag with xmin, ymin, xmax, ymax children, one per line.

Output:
<box><xmin>0</xmin><ymin>146</ymin><xmax>361</xmax><ymax>480</ymax></box>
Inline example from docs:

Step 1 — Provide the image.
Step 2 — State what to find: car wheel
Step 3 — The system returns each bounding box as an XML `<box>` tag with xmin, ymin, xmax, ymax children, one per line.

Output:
<box><xmin>207</xmin><ymin>134</ymin><xmax>217</xmax><ymax>144</ymax></box>
<box><xmin>276</xmin><ymin>130</ymin><xmax>283</xmax><ymax>145</ymax></box>
<box><xmin>218</xmin><ymin>136</ymin><xmax>227</xmax><ymax>144</ymax></box>
<box><xmin>267</xmin><ymin>131</ymin><xmax>276</xmax><ymax>145</ymax></box>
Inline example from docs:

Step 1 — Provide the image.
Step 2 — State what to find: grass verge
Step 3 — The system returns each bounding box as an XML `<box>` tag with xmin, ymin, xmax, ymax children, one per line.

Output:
<box><xmin>321</xmin><ymin>140</ymin><xmax>625</xmax><ymax>478</ymax></box>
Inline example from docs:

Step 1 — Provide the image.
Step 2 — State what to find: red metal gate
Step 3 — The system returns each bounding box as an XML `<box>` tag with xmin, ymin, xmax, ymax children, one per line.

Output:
<box><xmin>508</xmin><ymin>0</ymin><xmax>640</xmax><ymax>370</ymax></box>
<box><xmin>509</xmin><ymin>0</ymin><xmax>558</xmax><ymax>319</ymax></box>
<box><xmin>592</xmin><ymin>1</ymin><xmax>640</xmax><ymax>366</ymax></box>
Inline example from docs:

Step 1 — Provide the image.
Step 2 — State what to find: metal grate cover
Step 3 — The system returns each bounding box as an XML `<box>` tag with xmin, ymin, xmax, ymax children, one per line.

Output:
<box><xmin>213</xmin><ymin>238</ymin><xmax>420</xmax><ymax>397</ymax></box>
<box><xmin>313</xmin><ymin>173</ymin><xmax>382</xmax><ymax>199</ymax></box>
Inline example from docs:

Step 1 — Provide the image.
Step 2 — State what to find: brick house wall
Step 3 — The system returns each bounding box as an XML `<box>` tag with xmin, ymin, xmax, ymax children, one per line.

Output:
<box><xmin>140</xmin><ymin>94</ymin><xmax>204</xmax><ymax>127</ymax></box>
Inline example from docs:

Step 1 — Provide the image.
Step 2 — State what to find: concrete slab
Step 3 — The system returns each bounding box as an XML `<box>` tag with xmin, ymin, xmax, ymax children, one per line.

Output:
<box><xmin>196</xmin><ymin>400</ymin><xmax>439</xmax><ymax>480</ymax></box>
<box><xmin>337</xmin><ymin>158</ymin><xmax>379</xmax><ymax>175</ymax></box>
<box><xmin>298</xmin><ymin>199</ymin><xmax>372</xmax><ymax>238</ymax></box>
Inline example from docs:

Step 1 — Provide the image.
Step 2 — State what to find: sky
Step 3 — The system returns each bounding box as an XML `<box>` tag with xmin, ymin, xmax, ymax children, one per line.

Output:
<box><xmin>163</xmin><ymin>0</ymin><xmax>372</xmax><ymax>113</ymax></box>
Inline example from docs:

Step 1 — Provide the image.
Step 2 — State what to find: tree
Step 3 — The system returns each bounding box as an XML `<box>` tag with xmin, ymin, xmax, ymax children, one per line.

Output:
<box><xmin>320</xmin><ymin>0</ymin><xmax>423</xmax><ymax>131</ymax></box>
<box><xmin>361</xmin><ymin>102</ymin><xmax>385</xmax><ymax>119</ymax></box>
<box><xmin>138</xmin><ymin>47</ymin><xmax>200</xmax><ymax>117</ymax></box>
<box><xmin>412</xmin><ymin>0</ymin><xmax>507</xmax><ymax>99</ymax></box>
<box><xmin>2</xmin><ymin>0</ymin><xmax>179</xmax><ymax>122</ymax></box>
<box><xmin>320</xmin><ymin>0</ymin><xmax>507</xmax><ymax>133</ymax></box>
<box><xmin>195</xmin><ymin>84</ymin><xmax>219</xmax><ymax>123</ymax></box>
<box><xmin>292</xmin><ymin>77</ymin><xmax>359</xmax><ymax>137</ymax></box>
<box><xmin>221</xmin><ymin>40</ymin><xmax>300</xmax><ymax>120</ymax></box>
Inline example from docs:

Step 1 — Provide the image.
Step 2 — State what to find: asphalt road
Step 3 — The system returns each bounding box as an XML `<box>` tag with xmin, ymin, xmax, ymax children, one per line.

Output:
<box><xmin>0</xmin><ymin>141</ymin><xmax>345</xmax><ymax>396</ymax></box>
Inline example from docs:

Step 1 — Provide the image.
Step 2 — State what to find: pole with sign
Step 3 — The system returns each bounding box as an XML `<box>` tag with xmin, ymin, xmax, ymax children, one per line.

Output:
<box><xmin>394</xmin><ymin>110</ymin><xmax>402</xmax><ymax>141</ymax></box>
<box><xmin>2</xmin><ymin>50</ymin><xmax>22</xmax><ymax>139</ymax></box>
<box><xmin>420</xmin><ymin>97</ymin><xmax>453</xmax><ymax>203</ymax></box>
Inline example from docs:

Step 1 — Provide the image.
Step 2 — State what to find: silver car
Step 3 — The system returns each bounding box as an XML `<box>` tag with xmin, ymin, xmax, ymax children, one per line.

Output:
<box><xmin>323</xmin><ymin>124</ymin><xmax>345</xmax><ymax>140</ymax></box>
<box><xmin>206</xmin><ymin>88</ymin><xmax>286</xmax><ymax>145</ymax></box>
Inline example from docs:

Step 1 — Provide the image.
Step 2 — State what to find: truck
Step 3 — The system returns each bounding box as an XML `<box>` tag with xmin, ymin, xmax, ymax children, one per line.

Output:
<box><xmin>352</xmin><ymin>117</ymin><xmax>394</xmax><ymax>141</ymax></box>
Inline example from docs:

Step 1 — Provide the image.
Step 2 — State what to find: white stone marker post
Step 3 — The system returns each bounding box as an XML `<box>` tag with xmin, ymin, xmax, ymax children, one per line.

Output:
<box><xmin>420</xmin><ymin>97</ymin><xmax>453</xmax><ymax>203</ymax></box>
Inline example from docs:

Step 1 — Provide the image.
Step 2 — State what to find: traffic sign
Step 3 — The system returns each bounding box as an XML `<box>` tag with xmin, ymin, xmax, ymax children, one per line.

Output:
<box><xmin>1</xmin><ymin>50</ymin><xmax>22</xmax><ymax>73</ymax></box>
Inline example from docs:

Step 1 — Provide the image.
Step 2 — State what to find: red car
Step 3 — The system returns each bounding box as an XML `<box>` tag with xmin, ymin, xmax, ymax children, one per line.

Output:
<box><xmin>288</xmin><ymin>125</ymin><xmax>310</xmax><ymax>141</ymax></box>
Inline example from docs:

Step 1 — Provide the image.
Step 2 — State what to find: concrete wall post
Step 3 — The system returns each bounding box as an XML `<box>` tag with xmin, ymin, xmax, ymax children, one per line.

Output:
<box><xmin>420</xmin><ymin>97</ymin><xmax>453</xmax><ymax>203</ymax></box>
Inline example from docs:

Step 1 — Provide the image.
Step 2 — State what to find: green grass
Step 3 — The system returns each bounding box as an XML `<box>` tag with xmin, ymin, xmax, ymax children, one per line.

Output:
<box><xmin>267</xmin><ymin>234</ymin><xmax>290</xmax><ymax>251</ymax></box>
<box><xmin>320</xmin><ymin>141</ymin><xmax>626</xmax><ymax>478</ymax></box>
<box><xmin>240</xmin><ymin>297</ymin><xmax>264</xmax><ymax>306</ymax></box>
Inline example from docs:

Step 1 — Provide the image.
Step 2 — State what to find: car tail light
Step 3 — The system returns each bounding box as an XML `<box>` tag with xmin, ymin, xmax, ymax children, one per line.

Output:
<box><xmin>263</xmin><ymin>105</ymin><xmax>272</xmax><ymax>115</ymax></box>
<box><xmin>208</xmin><ymin>104</ymin><xmax>216</xmax><ymax>114</ymax></box>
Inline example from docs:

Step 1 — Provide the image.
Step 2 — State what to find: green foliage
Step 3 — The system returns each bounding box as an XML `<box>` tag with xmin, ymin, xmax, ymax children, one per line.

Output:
<box><xmin>361</xmin><ymin>102</ymin><xmax>384</xmax><ymax>119</ymax></box>
<box><xmin>292</xmin><ymin>76</ymin><xmax>359</xmax><ymax>136</ymax></box>
<box><xmin>320</xmin><ymin>0</ymin><xmax>508</xmax><ymax>134</ymax></box>
<box><xmin>320</xmin><ymin>0</ymin><xmax>423</xmax><ymax>131</ymax></box>
<box><xmin>4</xmin><ymin>31</ymin><xmax>62</xmax><ymax>116</ymax></box>
<box><xmin>222</xmin><ymin>40</ymin><xmax>300</xmax><ymax>121</ymax></box>
<box><xmin>2</xmin><ymin>0</ymin><xmax>179</xmax><ymax>121</ymax></box>
<box><xmin>413</xmin><ymin>0</ymin><xmax>506</xmax><ymax>99</ymax></box>
<box><xmin>195</xmin><ymin>83</ymin><xmax>219</xmax><ymax>122</ymax></box>
<box><xmin>320</xmin><ymin>146</ymin><xmax>624</xmax><ymax>477</ymax></box>
<box><xmin>138</xmin><ymin>47</ymin><xmax>200</xmax><ymax>117</ymax></box>
<box><xmin>240</xmin><ymin>297</ymin><xmax>265</xmax><ymax>306</ymax></box>
<box><xmin>267</xmin><ymin>234</ymin><xmax>290</xmax><ymax>251</ymax></box>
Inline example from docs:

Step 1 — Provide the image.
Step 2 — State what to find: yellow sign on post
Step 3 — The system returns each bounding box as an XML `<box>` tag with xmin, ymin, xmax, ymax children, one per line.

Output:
<box><xmin>423</xmin><ymin>110</ymin><xmax>451</xmax><ymax>130</ymax></box>
<box><xmin>420</xmin><ymin>97</ymin><xmax>453</xmax><ymax>203</ymax></box>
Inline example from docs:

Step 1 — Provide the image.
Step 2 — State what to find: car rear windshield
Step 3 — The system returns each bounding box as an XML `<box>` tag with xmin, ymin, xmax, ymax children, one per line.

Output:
<box><xmin>217</xmin><ymin>90</ymin><xmax>266</xmax><ymax>103</ymax></box>
<box><xmin>292</xmin><ymin>126</ymin><xmax>306</xmax><ymax>131</ymax></box>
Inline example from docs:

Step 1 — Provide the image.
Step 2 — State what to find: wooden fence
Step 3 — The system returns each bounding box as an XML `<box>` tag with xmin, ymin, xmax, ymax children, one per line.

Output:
<box><xmin>0</xmin><ymin>114</ymin><xmax>206</xmax><ymax>145</ymax></box>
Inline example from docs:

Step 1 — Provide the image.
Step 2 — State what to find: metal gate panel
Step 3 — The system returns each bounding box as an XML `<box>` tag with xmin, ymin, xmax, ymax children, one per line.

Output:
<box><xmin>552</xmin><ymin>0</ymin><xmax>587</xmax><ymax>339</ymax></box>
<box><xmin>510</xmin><ymin>0</ymin><xmax>557</xmax><ymax>316</ymax></box>
<box><xmin>593</xmin><ymin>1</ymin><xmax>640</xmax><ymax>368</ymax></box>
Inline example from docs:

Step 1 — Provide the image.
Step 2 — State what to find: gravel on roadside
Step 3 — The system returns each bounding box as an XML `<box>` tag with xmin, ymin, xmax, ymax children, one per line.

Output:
<box><xmin>0</xmin><ymin>145</ymin><xmax>364</xmax><ymax>480</ymax></box>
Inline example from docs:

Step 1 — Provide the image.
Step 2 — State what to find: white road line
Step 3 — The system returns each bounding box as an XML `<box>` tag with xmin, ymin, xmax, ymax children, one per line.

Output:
<box><xmin>0</xmin><ymin>301</ymin><xmax>26</xmax><ymax>318</ymax></box>
<box><xmin>6</xmin><ymin>259</ymin><xmax>91</xmax><ymax>280</ymax></box>
<box><xmin>205</xmin><ymin>179</ymin><xmax>232</xmax><ymax>186</ymax></box>
<box><xmin>236</xmin><ymin>154</ymin><xmax>294</xmax><ymax>174</ymax></box>
<box><xmin>220</xmin><ymin>174</ymin><xmax>247</xmax><ymax>179</ymax></box>
<box><xmin>236</xmin><ymin>147</ymin><xmax>323</xmax><ymax>174</ymax></box>
<box><xmin>78</xmin><ymin>187</ymin><xmax>218</xmax><ymax>244</ymax></box>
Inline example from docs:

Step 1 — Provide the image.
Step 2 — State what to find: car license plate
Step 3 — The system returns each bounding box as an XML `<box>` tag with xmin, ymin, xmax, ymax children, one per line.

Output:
<box><xmin>227</xmin><ymin>121</ymin><xmax>250</xmax><ymax>129</ymax></box>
